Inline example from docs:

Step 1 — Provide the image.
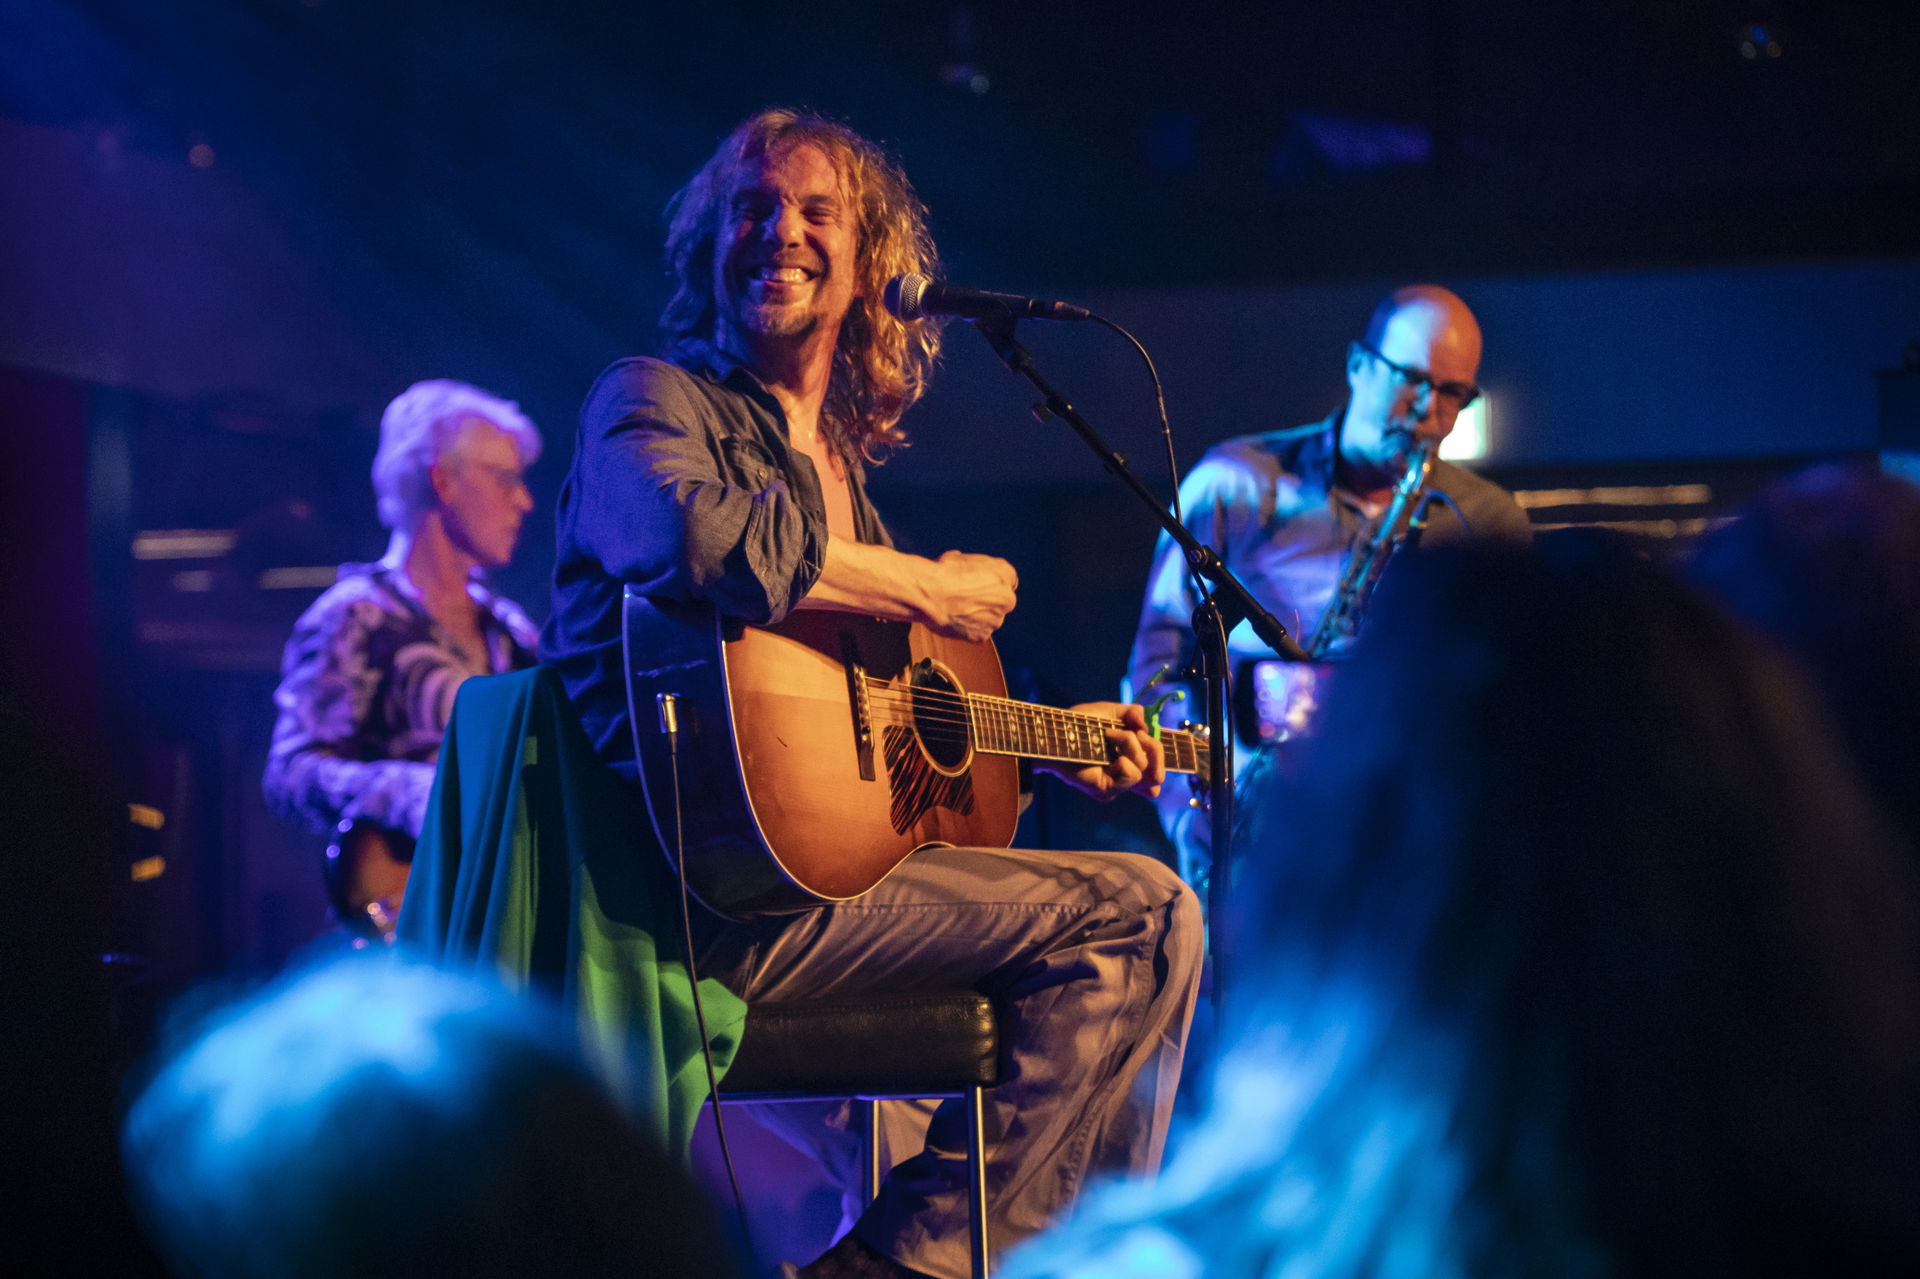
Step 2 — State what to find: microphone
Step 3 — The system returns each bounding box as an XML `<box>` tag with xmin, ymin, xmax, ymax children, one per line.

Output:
<box><xmin>883</xmin><ymin>273</ymin><xmax>1090</xmax><ymax>323</ymax></box>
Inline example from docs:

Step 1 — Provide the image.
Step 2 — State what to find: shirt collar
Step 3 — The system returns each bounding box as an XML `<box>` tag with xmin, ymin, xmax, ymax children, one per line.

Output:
<box><xmin>1300</xmin><ymin>408</ymin><xmax>1342</xmax><ymax>489</ymax></box>
<box><xmin>359</xmin><ymin>555</ymin><xmax>508</xmax><ymax>625</ymax></box>
<box><xmin>670</xmin><ymin>336</ymin><xmax>768</xmax><ymax>392</ymax></box>
<box><xmin>1320</xmin><ymin>405</ymin><xmax>1401</xmax><ymax>516</ymax></box>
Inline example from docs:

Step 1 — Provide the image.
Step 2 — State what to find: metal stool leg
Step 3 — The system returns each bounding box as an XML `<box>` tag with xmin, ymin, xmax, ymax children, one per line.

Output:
<box><xmin>966</xmin><ymin>1084</ymin><xmax>989</xmax><ymax>1279</ymax></box>
<box><xmin>863</xmin><ymin>1098</ymin><xmax>883</xmax><ymax>1203</ymax></box>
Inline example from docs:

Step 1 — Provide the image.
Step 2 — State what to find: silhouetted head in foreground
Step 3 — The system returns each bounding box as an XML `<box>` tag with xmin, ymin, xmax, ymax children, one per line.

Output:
<box><xmin>1010</xmin><ymin>535</ymin><xmax>1920</xmax><ymax>1279</ymax></box>
<box><xmin>1690</xmin><ymin>462</ymin><xmax>1920</xmax><ymax>855</ymax></box>
<box><xmin>122</xmin><ymin>956</ymin><xmax>737</xmax><ymax>1279</ymax></box>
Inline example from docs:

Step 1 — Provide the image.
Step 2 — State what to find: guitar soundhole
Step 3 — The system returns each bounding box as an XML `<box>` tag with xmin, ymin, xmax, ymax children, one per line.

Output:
<box><xmin>908</xmin><ymin>659</ymin><xmax>972</xmax><ymax>775</ymax></box>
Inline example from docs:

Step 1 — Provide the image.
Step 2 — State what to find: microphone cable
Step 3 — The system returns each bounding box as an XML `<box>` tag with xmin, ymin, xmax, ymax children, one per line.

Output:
<box><xmin>1085</xmin><ymin>310</ymin><xmax>1241</xmax><ymax>748</ymax></box>
<box><xmin>1081</xmin><ymin>311</ymin><xmax>1210</xmax><ymax>613</ymax></box>
<box><xmin>1085</xmin><ymin>314</ymin><xmax>1184</xmax><ymax>527</ymax></box>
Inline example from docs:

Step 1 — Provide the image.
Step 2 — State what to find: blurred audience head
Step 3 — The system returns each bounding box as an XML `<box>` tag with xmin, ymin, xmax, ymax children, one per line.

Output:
<box><xmin>1689</xmin><ymin>462</ymin><xmax>1920</xmax><ymax>851</ymax></box>
<box><xmin>1011</xmin><ymin>535</ymin><xmax>1920</xmax><ymax>1279</ymax></box>
<box><xmin>122</xmin><ymin>955</ymin><xmax>735</xmax><ymax>1279</ymax></box>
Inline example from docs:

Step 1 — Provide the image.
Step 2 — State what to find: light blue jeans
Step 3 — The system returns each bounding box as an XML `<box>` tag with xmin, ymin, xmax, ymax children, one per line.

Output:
<box><xmin>698</xmin><ymin>846</ymin><xmax>1203</xmax><ymax>1279</ymax></box>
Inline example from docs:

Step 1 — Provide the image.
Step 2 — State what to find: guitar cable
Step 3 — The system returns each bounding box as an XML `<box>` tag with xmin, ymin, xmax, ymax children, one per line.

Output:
<box><xmin>648</xmin><ymin>691</ymin><xmax>756</xmax><ymax>1264</ymax></box>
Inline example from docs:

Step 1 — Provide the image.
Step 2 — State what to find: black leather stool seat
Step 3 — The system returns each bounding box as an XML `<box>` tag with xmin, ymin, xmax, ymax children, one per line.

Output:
<box><xmin>719</xmin><ymin>992</ymin><xmax>1001</xmax><ymax>1099</ymax></box>
<box><xmin>709</xmin><ymin>992</ymin><xmax>1004</xmax><ymax>1273</ymax></box>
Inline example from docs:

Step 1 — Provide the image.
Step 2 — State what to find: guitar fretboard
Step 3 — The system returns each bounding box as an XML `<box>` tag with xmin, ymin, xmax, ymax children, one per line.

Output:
<box><xmin>965</xmin><ymin>693</ymin><xmax>1202</xmax><ymax>774</ymax></box>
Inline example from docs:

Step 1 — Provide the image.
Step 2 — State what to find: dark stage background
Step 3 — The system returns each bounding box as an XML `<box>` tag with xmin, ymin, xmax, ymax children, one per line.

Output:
<box><xmin>5</xmin><ymin>1</ymin><xmax>1919</xmax><ymax>1268</ymax></box>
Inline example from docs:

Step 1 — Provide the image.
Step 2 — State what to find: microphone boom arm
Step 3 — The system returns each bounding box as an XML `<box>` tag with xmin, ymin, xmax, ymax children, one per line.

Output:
<box><xmin>970</xmin><ymin>314</ymin><xmax>1305</xmax><ymax>1020</ymax></box>
<box><xmin>972</xmin><ymin>316</ymin><xmax>1306</xmax><ymax>661</ymax></box>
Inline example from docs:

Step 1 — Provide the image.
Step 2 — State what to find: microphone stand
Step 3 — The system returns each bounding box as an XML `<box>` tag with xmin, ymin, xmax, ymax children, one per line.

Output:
<box><xmin>970</xmin><ymin>316</ymin><xmax>1306</xmax><ymax>1020</ymax></box>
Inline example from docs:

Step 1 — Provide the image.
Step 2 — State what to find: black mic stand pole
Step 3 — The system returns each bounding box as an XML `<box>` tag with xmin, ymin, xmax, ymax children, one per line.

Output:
<box><xmin>970</xmin><ymin>316</ymin><xmax>1307</xmax><ymax>1021</ymax></box>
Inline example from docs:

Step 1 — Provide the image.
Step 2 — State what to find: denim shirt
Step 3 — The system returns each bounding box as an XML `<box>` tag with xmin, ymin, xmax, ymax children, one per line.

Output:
<box><xmin>542</xmin><ymin>341</ymin><xmax>893</xmax><ymax>773</ymax></box>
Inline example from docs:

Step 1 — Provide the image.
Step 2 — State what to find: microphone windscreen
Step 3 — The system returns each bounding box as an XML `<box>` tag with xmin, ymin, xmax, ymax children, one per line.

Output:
<box><xmin>883</xmin><ymin>273</ymin><xmax>930</xmax><ymax>321</ymax></box>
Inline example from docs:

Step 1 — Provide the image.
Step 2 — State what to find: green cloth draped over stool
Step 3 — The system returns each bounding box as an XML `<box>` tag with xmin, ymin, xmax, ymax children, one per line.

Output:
<box><xmin>395</xmin><ymin>665</ymin><xmax>745</xmax><ymax>1154</ymax></box>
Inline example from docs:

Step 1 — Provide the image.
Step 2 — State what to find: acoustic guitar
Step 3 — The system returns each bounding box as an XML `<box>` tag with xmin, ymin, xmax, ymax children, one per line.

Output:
<box><xmin>323</xmin><ymin>820</ymin><xmax>414</xmax><ymax>944</ymax></box>
<box><xmin>621</xmin><ymin>590</ymin><xmax>1207</xmax><ymax>918</ymax></box>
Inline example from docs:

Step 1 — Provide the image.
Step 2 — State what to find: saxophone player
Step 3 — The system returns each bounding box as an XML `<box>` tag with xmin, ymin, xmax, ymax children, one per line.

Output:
<box><xmin>1125</xmin><ymin>285</ymin><xmax>1532</xmax><ymax>898</ymax></box>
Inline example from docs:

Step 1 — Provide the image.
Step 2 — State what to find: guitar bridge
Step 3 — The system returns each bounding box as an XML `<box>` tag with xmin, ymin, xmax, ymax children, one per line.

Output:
<box><xmin>843</xmin><ymin>635</ymin><xmax>876</xmax><ymax>782</ymax></box>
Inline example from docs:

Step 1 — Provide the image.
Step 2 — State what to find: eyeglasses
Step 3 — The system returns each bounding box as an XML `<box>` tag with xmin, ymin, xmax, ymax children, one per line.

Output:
<box><xmin>1354</xmin><ymin>340</ymin><xmax>1481</xmax><ymax>410</ymax></box>
<box><xmin>467</xmin><ymin>461</ymin><xmax>531</xmax><ymax>494</ymax></box>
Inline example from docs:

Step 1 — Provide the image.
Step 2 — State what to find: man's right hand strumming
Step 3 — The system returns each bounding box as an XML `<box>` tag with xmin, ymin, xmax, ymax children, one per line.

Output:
<box><xmin>797</xmin><ymin>539</ymin><xmax>1017</xmax><ymax>641</ymax></box>
<box><xmin>924</xmin><ymin>549</ymin><xmax>1017</xmax><ymax>642</ymax></box>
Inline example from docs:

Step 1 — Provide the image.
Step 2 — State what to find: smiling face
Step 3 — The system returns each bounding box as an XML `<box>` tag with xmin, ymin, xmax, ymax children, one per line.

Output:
<box><xmin>431</xmin><ymin>419</ymin><xmax>532</xmax><ymax>569</ymax></box>
<box><xmin>1341</xmin><ymin>293</ymin><xmax>1483</xmax><ymax>487</ymax></box>
<box><xmin>712</xmin><ymin>142</ymin><xmax>861</xmax><ymax>350</ymax></box>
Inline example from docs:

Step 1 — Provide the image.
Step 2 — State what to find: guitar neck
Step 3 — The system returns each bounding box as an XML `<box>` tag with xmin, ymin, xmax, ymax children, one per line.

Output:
<box><xmin>965</xmin><ymin>692</ymin><xmax>1203</xmax><ymax>774</ymax></box>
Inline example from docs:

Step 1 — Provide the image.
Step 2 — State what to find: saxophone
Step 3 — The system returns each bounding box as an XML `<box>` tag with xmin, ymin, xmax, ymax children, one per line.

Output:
<box><xmin>1304</xmin><ymin>436</ymin><xmax>1438</xmax><ymax>658</ymax></box>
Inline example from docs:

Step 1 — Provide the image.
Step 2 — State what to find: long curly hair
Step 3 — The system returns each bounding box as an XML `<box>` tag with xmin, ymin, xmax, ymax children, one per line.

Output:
<box><xmin>661</xmin><ymin>108</ymin><xmax>942</xmax><ymax>464</ymax></box>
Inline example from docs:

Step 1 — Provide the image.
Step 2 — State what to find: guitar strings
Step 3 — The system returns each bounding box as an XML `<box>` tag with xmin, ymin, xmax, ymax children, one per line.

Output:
<box><xmin>856</xmin><ymin>682</ymin><xmax>1203</xmax><ymax>768</ymax></box>
<box><xmin>861</xmin><ymin>697</ymin><xmax>1113</xmax><ymax>737</ymax></box>
<box><xmin>861</xmin><ymin>683</ymin><xmax>1201</xmax><ymax>744</ymax></box>
<box><xmin>861</xmin><ymin>704</ymin><xmax>1202</xmax><ymax>770</ymax></box>
<box><xmin>861</xmin><ymin>681</ymin><xmax>1124</xmax><ymax>728</ymax></box>
<box><xmin>859</xmin><ymin>683</ymin><xmax>1202</xmax><ymax>745</ymax></box>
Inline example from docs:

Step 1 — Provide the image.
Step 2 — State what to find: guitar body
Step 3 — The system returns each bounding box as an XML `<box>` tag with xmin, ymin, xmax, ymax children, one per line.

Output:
<box><xmin>623</xmin><ymin>593</ymin><xmax>1019</xmax><ymax>917</ymax></box>
<box><xmin>324</xmin><ymin>821</ymin><xmax>415</xmax><ymax>943</ymax></box>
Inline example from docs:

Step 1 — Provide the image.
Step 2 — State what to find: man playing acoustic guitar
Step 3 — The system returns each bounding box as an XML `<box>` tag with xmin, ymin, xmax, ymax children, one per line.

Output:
<box><xmin>541</xmin><ymin>109</ymin><xmax>1203</xmax><ymax>1279</ymax></box>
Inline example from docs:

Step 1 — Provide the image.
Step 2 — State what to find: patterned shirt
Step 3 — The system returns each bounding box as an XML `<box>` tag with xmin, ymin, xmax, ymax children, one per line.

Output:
<box><xmin>264</xmin><ymin>560</ymin><xmax>538</xmax><ymax>838</ymax></box>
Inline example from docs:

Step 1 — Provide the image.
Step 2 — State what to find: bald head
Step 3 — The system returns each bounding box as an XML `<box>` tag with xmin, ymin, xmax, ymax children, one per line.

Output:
<box><xmin>1341</xmin><ymin>284</ymin><xmax>1484</xmax><ymax>491</ymax></box>
<box><xmin>1361</xmin><ymin>285</ymin><xmax>1483</xmax><ymax>381</ymax></box>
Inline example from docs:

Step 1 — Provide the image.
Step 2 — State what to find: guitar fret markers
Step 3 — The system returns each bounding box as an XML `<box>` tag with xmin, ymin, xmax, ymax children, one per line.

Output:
<box><xmin>964</xmin><ymin>692</ymin><xmax>1199</xmax><ymax>773</ymax></box>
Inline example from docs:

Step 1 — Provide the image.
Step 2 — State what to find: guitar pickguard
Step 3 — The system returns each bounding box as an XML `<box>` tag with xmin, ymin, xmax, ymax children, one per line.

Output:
<box><xmin>882</xmin><ymin>723</ymin><xmax>976</xmax><ymax>833</ymax></box>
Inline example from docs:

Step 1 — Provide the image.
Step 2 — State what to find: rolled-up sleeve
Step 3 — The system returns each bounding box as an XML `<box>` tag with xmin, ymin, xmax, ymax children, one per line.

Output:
<box><xmin>573</xmin><ymin>359</ymin><xmax>826</xmax><ymax>625</ymax></box>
